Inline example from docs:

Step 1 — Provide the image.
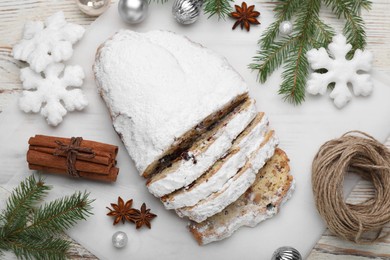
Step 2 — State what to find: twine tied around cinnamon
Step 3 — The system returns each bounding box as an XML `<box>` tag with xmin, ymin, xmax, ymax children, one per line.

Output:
<box><xmin>53</xmin><ymin>137</ymin><xmax>95</xmax><ymax>177</ymax></box>
<box><xmin>312</xmin><ymin>131</ymin><xmax>390</xmax><ymax>244</ymax></box>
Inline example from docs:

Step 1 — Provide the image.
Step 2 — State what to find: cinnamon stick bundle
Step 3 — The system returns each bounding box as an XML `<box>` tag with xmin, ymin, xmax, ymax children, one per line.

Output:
<box><xmin>27</xmin><ymin>135</ymin><xmax>119</xmax><ymax>182</ymax></box>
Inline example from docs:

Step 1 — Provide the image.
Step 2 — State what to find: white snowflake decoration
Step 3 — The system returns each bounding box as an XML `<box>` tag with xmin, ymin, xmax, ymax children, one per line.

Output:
<box><xmin>19</xmin><ymin>63</ymin><xmax>88</xmax><ymax>126</ymax></box>
<box><xmin>306</xmin><ymin>34</ymin><xmax>373</xmax><ymax>108</ymax></box>
<box><xmin>13</xmin><ymin>12</ymin><xmax>85</xmax><ymax>73</ymax></box>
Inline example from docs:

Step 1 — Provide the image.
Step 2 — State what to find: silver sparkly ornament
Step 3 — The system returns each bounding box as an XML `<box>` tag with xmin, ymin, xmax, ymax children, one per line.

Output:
<box><xmin>272</xmin><ymin>246</ymin><xmax>302</xmax><ymax>260</ymax></box>
<box><xmin>118</xmin><ymin>0</ymin><xmax>148</xmax><ymax>24</ymax></box>
<box><xmin>172</xmin><ymin>0</ymin><xmax>203</xmax><ymax>25</ymax></box>
<box><xmin>76</xmin><ymin>0</ymin><xmax>111</xmax><ymax>16</ymax></box>
<box><xmin>279</xmin><ymin>21</ymin><xmax>293</xmax><ymax>36</ymax></box>
<box><xmin>112</xmin><ymin>231</ymin><xmax>128</xmax><ymax>248</ymax></box>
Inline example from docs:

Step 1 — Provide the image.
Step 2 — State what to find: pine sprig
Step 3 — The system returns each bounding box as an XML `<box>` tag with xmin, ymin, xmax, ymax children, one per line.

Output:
<box><xmin>2</xmin><ymin>176</ymin><xmax>49</xmax><ymax>232</ymax></box>
<box><xmin>251</xmin><ymin>0</ymin><xmax>371</xmax><ymax>104</ymax></box>
<box><xmin>0</xmin><ymin>176</ymin><xmax>93</xmax><ymax>260</ymax></box>
<box><xmin>203</xmin><ymin>0</ymin><xmax>233</xmax><ymax>19</ymax></box>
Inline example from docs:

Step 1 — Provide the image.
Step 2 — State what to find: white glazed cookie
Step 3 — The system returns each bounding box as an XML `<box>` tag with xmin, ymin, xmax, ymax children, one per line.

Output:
<box><xmin>94</xmin><ymin>30</ymin><xmax>247</xmax><ymax>176</ymax></box>
<box><xmin>189</xmin><ymin>148</ymin><xmax>294</xmax><ymax>245</ymax></box>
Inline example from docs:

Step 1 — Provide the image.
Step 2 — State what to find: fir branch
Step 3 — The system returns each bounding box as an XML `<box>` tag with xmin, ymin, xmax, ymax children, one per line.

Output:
<box><xmin>252</xmin><ymin>0</ymin><xmax>371</xmax><ymax>104</ymax></box>
<box><xmin>22</xmin><ymin>192</ymin><xmax>93</xmax><ymax>236</ymax></box>
<box><xmin>250</xmin><ymin>36</ymin><xmax>300</xmax><ymax>83</ymax></box>
<box><xmin>2</xmin><ymin>176</ymin><xmax>49</xmax><ymax>233</ymax></box>
<box><xmin>203</xmin><ymin>0</ymin><xmax>233</xmax><ymax>19</ymax></box>
<box><xmin>311</xmin><ymin>16</ymin><xmax>335</xmax><ymax>48</ymax></box>
<box><xmin>324</xmin><ymin>0</ymin><xmax>369</xmax><ymax>51</ymax></box>
<box><xmin>7</xmin><ymin>236</ymin><xmax>70</xmax><ymax>260</ymax></box>
<box><xmin>0</xmin><ymin>176</ymin><xmax>93</xmax><ymax>260</ymax></box>
<box><xmin>279</xmin><ymin>0</ymin><xmax>321</xmax><ymax>103</ymax></box>
<box><xmin>260</xmin><ymin>0</ymin><xmax>304</xmax><ymax>48</ymax></box>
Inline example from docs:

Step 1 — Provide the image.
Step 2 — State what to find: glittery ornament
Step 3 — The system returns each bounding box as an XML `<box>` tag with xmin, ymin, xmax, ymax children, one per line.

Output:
<box><xmin>279</xmin><ymin>21</ymin><xmax>293</xmax><ymax>36</ymax></box>
<box><xmin>118</xmin><ymin>0</ymin><xmax>148</xmax><ymax>24</ymax></box>
<box><xmin>172</xmin><ymin>0</ymin><xmax>202</xmax><ymax>25</ymax></box>
<box><xmin>76</xmin><ymin>0</ymin><xmax>111</xmax><ymax>16</ymax></box>
<box><xmin>271</xmin><ymin>246</ymin><xmax>302</xmax><ymax>260</ymax></box>
<box><xmin>112</xmin><ymin>231</ymin><xmax>128</xmax><ymax>248</ymax></box>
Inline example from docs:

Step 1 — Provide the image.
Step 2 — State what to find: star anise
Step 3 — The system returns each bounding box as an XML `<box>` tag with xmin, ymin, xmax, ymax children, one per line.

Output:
<box><xmin>106</xmin><ymin>197</ymin><xmax>138</xmax><ymax>225</ymax></box>
<box><xmin>130</xmin><ymin>203</ymin><xmax>157</xmax><ymax>229</ymax></box>
<box><xmin>230</xmin><ymin>2</ymin><xmax>260</xmax><ymax>32</ymax></box>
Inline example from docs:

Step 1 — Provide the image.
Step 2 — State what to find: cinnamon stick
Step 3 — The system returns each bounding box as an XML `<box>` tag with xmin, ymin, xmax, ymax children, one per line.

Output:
<box><xmin>29</xmin><ymin>164</ymin><xmax>119</xmax><ymax>182</ymax></box>
<box><xmin>29</xmin><ymin>145</ymin><xmax>113</xmax><ymax>166</ymax></box>
<box><xmin>29</xmin><ymin>135</ymin><xmax>118</xmax><ymax>157</ymax></box>
<box><xmin>26</xmin><ymin>135</ymin><xmax>120</xmax><ymax>182</ymax></box>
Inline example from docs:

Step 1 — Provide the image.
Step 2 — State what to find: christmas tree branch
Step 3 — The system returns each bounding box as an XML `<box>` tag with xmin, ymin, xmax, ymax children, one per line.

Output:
<box><xmin>0</xmin><ymin>175</ymin><xmax>93</xmax><ymax>259</ymax></box>
<box><xmin>252</xmin><ymin>0</ymin><xmax>371</xmax><ymax>104</ymax></box>
<box><xmin>203</xmin><ymin>0</ymin><xmax>233</xmax><ymax>19</ymax></box>
<box><xmin>324</xmin><ymin>0</ymin><xmax>368</xmax><ymax>52</ymax></box>
<box><xmin>250</xmin><ymin>36</ymin><xmax>300</xmax><ymax>83</ymax></box>
<box><xmin>260</xmin><ymin>0</ymin><xmax>304</xmax><ymax>48</ymax></box>
<box><xmin>2</xmin><ymin>176</ymin><xmax>49</xmax><ymax>232</ymax></box>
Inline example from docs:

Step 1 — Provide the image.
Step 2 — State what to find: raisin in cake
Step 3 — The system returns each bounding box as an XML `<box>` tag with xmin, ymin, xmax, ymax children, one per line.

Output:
<box><xmin>94</xmin><ymin>30</ymin><xmax>295</xmax><ymax>245</ymax></box>
<box><xmin>189</xmin><ymin>149</ymin><xmax>295</xmax><ymax>245</ymax></box>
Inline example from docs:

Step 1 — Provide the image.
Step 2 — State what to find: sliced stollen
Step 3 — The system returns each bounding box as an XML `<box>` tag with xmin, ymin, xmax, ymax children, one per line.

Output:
<box><xmin>93</xmin><ymin>30</ymin><xmax>248</xmax><ymax>177</ymax></box>
<box><xmin>189</xmin><ymin>148</ymin><xmax>295</xmax><ymax>245</ymax></box>
<box><xmin>147</xmin><ymin>99</ymin><xmax>258</xmax><ymax>197</ymax></box>
<box><xmin>161</xmin><ymin>113</ymin><xmax>269</xmax><ymax>209</ymax></box>
<box><xmin>176</xmin><ymin>131</ymin><xmax>279</xmax><ymax>223</ymax></box>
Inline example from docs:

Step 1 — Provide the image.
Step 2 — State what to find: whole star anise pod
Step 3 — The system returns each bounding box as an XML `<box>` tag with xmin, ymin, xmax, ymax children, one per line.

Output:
<box><xmin>106</xmin><ymin>197</ymin><xmax>138</xmax><ymax>225</ymax></box>
<box><xmin>130</xmin><ymin>203</ymin><xmax>157</xmax><ymax>229</ymax></box>
<box><xmin>230</xmin><ymin>2</ymin><xmax>260</xmax><ymax>32</ymax></box>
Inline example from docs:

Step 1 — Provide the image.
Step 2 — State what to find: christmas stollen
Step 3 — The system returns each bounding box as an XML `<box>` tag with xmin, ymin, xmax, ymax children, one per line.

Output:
<box><xmin>93</xmin><ymin>30</ymin><xmax>295</xmax><ymax>244</ymax></box>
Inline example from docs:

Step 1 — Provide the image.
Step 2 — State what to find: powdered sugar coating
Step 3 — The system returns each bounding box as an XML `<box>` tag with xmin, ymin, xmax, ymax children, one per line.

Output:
<box><xmin>199</xmin><ymin>179</ymin><xmax>295</xmax><ymax>245</ymax></box>
<box><xmin>94</xmin><ymin>30</ymin><xmax>247</xmax><ymax>174</ymax></box>
<box><xmin>163</xmin><ymin>113</ymin><xmax>269</xmax><ymax>209</ymax></box>
<box><xmin>177</xmin><ymin>133</ymin><xmax>279</xmax><ymax>223</ymax></box>
<box><xmin>148</xmin><ymin>100</ymin><xmax>257</xmax><ymax>197</ymax></box>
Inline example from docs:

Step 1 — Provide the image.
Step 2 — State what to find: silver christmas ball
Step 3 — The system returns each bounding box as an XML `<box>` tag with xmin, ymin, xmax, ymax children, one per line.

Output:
<box><xmin>172</xmin><ymin>0</ymin><xmax>202</xmax><ymax>25</ymax></box>
<box><xmin>76</xmin><ymin>0</ymin><xmax>111</xmax><ymax>16</ymax></box>
<box><xmin>112</xmin><ymin>231</ymin><xmax>128</xmax><ymax>248</ymax></box>
<box><xmin>279</xmin><ymin>21</ymin><xmax>293</xmax><ymax>36</ymax></box>
<box><xmin>118</xmin><ymin>0</ymin><xmax>148</xmax><ymax>24</ymax></box>
<box><xmin>272</xmin><ymin>246</ymin><xmax>302</xmax><ymax>260</ymax></box>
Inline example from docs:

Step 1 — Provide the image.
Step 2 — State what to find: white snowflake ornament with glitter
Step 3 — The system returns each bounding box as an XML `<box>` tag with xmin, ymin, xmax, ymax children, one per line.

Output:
<box><xmin>306</xmin><ymin>34</ymin><xmax>373</xmax><ymax>108</ymax></box>
<box><xmin>13</xmin><ymin>11</ymin><xmax>85</xmax><ymax>73</ymax></box>
<box><xmin>19</xmin><ymin>63</ymin><xmax>88</xmax><ymax>126</ymax></box>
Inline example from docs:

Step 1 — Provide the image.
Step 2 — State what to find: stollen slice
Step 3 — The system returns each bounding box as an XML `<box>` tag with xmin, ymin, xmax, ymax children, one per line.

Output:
<box><xmin>147</xmin><ymin>98</ymin><xmax>257</xmax><ymax>197</ymax></box>
<box><xmin>161</xmin><ymin>112</ymin><xmax>269</xmax><ymax>209</ymax></box>
<box><xmin>189</xmin><ymin>148</ymin><xmax>294</xmax><ymax>245</ymax></box>
<box><xmin>176</xmin><ymin>131</ymin><xmax>279</xmax><ymax>223</ymax></box>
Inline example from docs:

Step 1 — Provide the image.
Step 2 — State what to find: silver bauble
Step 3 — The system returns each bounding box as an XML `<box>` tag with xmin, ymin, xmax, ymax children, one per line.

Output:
<box><xmin>112</xmin><ymin>231</ymin><xmax>128</xmax><ymax>248</ymax></box>
<box><xmin>272</xmin><ymin>246</ymin><xmax>302</xmax><ymax>260</ymax></box>
<box><xmin>172</xmin><ymin>0</ymin><xmax>202</xmax><ymax>25</ymax></box>
<box><xmin>76</xmin><ymin>0</ymin><xmax>111</xmax><ymax>16</ymax></box>
<box><xmin>118</xmin><ymin>0</ymin><xmax>148</xmax><ymax>24</ymax></box>
<box><xmin>279</xmin><ymin>21</ymin><xmax>293</xmax><ymax>36</ymax></box>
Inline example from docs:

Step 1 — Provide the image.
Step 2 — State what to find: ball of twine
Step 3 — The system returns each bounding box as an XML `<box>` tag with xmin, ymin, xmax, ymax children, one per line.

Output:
<box><xmin>312</xmin><ymin>131</ymin><xmax>390</xmax><ymax>244</ymax></box>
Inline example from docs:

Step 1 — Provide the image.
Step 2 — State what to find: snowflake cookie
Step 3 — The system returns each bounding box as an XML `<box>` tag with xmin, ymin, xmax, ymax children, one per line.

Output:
<box><xmin>13</xmin><ymin>11</ymin><xmax>85</xmax><ymax>73</ymax></box>
<box><xmin>306</xmin><ymin>34</ymin><xmax>373</xmax><ymax>108</ymax></box>
<box><xmin>19</xmin><ymin>63</ymin><xmax>88</xmax><ymax>126</ymax></box>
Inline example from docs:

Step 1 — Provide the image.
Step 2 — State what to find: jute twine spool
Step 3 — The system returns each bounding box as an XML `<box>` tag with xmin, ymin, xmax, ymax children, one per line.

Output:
<box><xmin>312</xmin><ymin>131</ymin><xmax>390</xmax><ymax>244</ymax></box>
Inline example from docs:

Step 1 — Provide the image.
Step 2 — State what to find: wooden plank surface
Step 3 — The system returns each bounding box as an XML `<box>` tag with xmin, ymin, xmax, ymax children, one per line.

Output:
<box><xmin>0</xmin><ymin>0</ymin><xmax>389</xmax><ymax>259</ymax></box>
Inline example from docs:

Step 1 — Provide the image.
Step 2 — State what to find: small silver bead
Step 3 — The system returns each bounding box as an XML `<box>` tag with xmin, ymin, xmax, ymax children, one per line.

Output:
<box><xmin>112</xmin><ymin>231</ymin><xmax>128</xmax><ymax>248</ymax></box>
<box><xmin>279</xmin><ymin>21</ymin><xmax>293</xmax><ymax>36</ymax></box>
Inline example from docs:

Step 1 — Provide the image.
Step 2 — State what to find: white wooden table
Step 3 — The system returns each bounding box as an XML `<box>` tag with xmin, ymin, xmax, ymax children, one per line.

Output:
<box><xmin>0</xmin><ymin>1</ymin><xmax>389</xmax><ymax>259</ymax></box>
